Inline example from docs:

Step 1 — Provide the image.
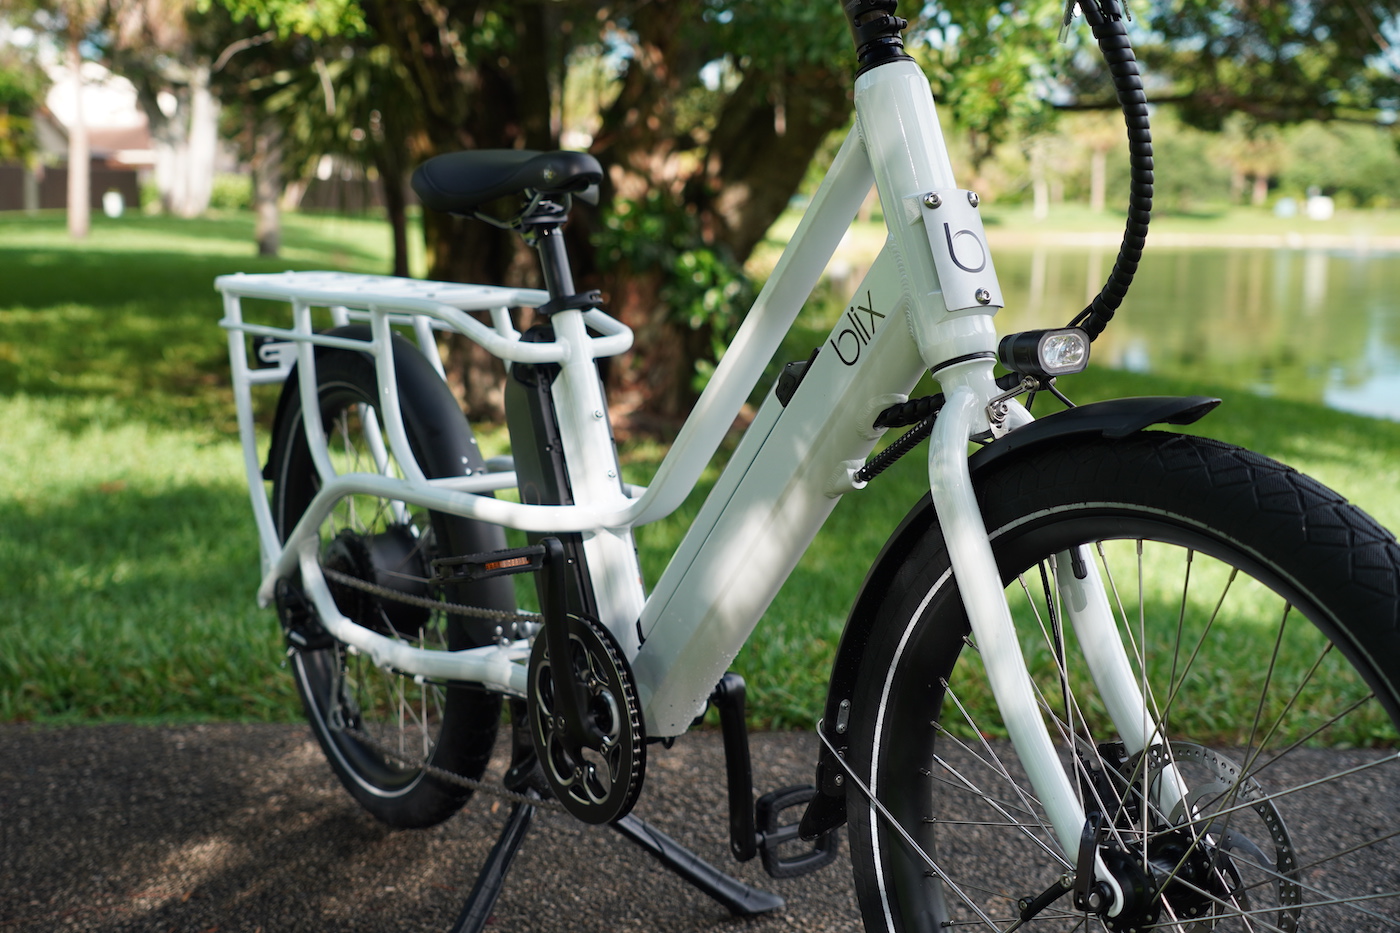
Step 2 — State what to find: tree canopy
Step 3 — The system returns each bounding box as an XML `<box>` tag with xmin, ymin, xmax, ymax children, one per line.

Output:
<box><xmin>24</xmin><ymin>0</ymin><xmax>1400</xmax><ymax>420</ymax></box>
<box><xmin>1135</xmin><ymin>0</ymin><xmax>1400</xmax><ymax>128</ymax></box>
<box><xmin>0</xmin><ymin>43</ymin><xmax>45</xmax><ymax>164</ymax></box>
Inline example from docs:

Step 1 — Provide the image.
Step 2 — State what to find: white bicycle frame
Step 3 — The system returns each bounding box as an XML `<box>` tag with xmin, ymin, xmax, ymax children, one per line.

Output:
<box><xmin>219</xmin><ymin>58</ymin><xmax>1156</xmax><ymax>911</ymax></box>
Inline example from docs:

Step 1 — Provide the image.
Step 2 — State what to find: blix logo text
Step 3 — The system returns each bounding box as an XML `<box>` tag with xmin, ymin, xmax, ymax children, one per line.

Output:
<box><xmin>829</xmin><ymin>291</ymin><xmax>885</xmax><ymax>366</ymax></box>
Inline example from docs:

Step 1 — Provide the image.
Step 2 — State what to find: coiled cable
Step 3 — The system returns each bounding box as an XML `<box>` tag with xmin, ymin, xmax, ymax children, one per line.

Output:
<box><xmin>1068</xmin><ymin>0</ymin><xmax>1153</xmax><ymax>340</ymax></box>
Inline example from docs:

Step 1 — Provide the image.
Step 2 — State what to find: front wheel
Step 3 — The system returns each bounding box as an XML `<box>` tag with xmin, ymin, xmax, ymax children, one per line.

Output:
<box><xmin>847</xmin><ymin>432</ymin><xmax>1400</xmax><ymax>932</ymax></box>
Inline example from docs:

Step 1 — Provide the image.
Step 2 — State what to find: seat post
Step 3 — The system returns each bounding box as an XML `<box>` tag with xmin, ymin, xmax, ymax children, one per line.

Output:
<box><xmin>529</xmin><ymin>222</ymin><xmax>575</xmax><ymax>303</ymax></box>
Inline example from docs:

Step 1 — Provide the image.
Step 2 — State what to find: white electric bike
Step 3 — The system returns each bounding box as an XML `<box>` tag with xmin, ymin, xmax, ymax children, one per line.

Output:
<box><xmin>218</xmin><ymin>2</ymin><xmax>1400</xmax><ymax>930</ymax></box>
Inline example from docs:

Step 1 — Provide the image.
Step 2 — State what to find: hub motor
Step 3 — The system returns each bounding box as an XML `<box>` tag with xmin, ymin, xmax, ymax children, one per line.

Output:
<box><xmin>323</xmin><ymin>526</ymin><xmax>434</xmax><ymax>637</ymax></box>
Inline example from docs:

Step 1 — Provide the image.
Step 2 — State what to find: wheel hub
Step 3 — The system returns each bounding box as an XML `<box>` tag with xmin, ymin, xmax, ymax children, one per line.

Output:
<box><xmin>1089</xmin><ymin>743</ymin><xmax>1300</xmax><ymax>933</ymax></box>
<box><xmin>324</xmin><ymin>526</ymin><xmax>433</xmax><ymax>637</ymax></box>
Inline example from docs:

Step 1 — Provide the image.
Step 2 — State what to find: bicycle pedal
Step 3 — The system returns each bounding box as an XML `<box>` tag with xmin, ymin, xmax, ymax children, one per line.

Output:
<box><xmin>755</xmin><ymin>785</ymin><xmax>839</xmax><ymax>878</ymax></box>
<box><xmin>432</xmin><ymin>544</ymin><xmax>548</xmax><ymax>583</ymax></box>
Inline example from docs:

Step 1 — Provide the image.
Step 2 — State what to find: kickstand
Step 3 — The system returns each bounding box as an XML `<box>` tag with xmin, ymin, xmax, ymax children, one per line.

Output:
<box><xmin>447</xmin><ymin>799</ymin><xmax>783</xmax><ymax>932</ymax></box>
<box><xmin>613</xmin><ymin>813</ymin><xmax>785</xmax><ymax>916</ymax></box>
<box><xmin>449</xmin><ymin>800</ymin><xmax>536</xmax><ymax>933</ymax></box>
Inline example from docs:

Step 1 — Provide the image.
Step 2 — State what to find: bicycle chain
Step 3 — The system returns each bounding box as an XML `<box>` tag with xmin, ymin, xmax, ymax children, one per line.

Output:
<box><xmin>316</xmin><ymin>566</ymin><xmax>561</xmax><ymax>810</ymax></box>
<box><xmin>341</xmin><ymin>724</ymin><xmax>567</xmax><ymax>813</ymax></box>
<box><xmin>321</xmin><ymin>565</ymin><xmax>543</xmax><ymax>628</ymax></box>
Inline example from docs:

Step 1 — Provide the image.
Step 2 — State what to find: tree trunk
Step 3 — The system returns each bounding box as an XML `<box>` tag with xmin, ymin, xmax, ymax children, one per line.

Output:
<box><xmin>1251</xmin><ymin>173</ymin><xmax>1269</xmax><ymax>207</ymax></box>
<box><xmin>372</xmin><ymin>138</ymin><xmax>411</xmax><ymax>278</ymax></box>
<box><xmin>365</xmin><ymin>0</ymin><xmax>560</xmax><ymax>421</ymax></box>
<box><xmin>66</xmin><ymin>35</ymin><xmax>89</xmax><ymax>240</ymax></box>
<box><xmin>694</xmin><ymin>67</ymin><xmax>850</xmax><ymax>264</ymax></box>
<box><xmin>1089</xmin><ymin>148</ymin><xmax>1107</xmax><ymax>213</ymax></box>
<box><xmin>145</xmin><ymin>88</ymin><xmax>189</xmax><ymax>215</ymax></box>
<box><xmin>251</xmin><ymin>118</ymin><xmax>282</xmax><ymax>257</ymax></box>
<box><xmin>383</xmin><ymin>170</ymin><xmax>410</xmax><ymax>279</ymax></box>
<box><xmin>583</xmin><ymin>2</ymin><xmax>850</xmax><ymax>425</ymax></box>
<box><xmin>178</xmin><ymin>63</ymin><xmax>219</xmax><ymax>218</ymax></box>
<box><xmin>1031</xmin><ymin>143</ymin><xmax>1050</xmax><ymax>219</ymax></box>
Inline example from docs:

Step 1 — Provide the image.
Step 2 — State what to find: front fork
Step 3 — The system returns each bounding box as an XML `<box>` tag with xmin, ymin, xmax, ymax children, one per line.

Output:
<box><xmin>928</xmin><ymin>361</ymin><xmax>1144</xmax><ymax>916</ymax></box>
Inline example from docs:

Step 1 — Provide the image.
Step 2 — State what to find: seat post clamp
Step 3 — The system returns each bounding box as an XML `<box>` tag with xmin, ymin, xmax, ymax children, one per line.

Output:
<box><xmin>537</xmin><ymin>290</ymin><xmax>605</xmax><ymax>316</ymax></box>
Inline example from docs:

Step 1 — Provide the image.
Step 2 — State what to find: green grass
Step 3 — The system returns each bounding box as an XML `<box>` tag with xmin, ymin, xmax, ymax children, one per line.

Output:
<box><xmin>721</xmin><ymin>365</ymin><xmax>1400</xmax><ymax>729</ymax></box>
<box><xmin>0</xmin><ymin>211</ymin><xmax>414</xmax><ymax>432</ymax></box>
<box><xmin>2</xmin><ymin>211</ymin><xmax>1398</xmax><ymax>734</ymax></box>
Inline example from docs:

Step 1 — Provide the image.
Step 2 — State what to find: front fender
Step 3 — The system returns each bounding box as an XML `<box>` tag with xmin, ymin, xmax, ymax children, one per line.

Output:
<box><xmin>798</xmin><ymin>394</ymin><xmax>1219</xmax><ymax>839</ymax></box>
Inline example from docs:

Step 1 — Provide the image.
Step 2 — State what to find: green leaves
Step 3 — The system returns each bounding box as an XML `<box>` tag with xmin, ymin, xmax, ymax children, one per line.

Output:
<box><xmin>0</xmin><ymin>34</ymin><xmax>47</xmax><ymax>164</ymax></box>
<box><xmin>599</xmin><ymin>190</ymin><xmax>755</xmax><ymax>392</ymax></box>
<box><xmin>914</xmin><ymin>0</ymin><xmax>1070</xmax><ymax>147</ymax></box>
<box><xmin>199</xmin><ymin>0</ymin><xmax>366</xmax><ymax>40</ymax></box>
<box><xmin>1138</xmin><ymin>0</ymin><xmax>1400</xmax><ymax>126</ymax></box>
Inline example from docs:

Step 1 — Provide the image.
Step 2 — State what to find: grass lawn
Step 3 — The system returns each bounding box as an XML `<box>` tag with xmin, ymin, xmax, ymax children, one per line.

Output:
<box><xmin>2</xmin><ymin>210</ymin><xmax>1398</xmax><ymax>730</ymax></box>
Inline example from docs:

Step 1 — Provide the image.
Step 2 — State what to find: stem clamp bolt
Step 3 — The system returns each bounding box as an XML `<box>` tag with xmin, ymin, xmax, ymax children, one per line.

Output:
<box><xmin>967</xmin><ymin>191</ymin><xmax>980</xmax><ymax>208</ymax></box>
<box><xmin>975</xmin><ymin>288</ymin><xmax>992</xmax><ymax>304</ymax></box>
<box><xmin>922</xmin><ymin>192</ymin><xmax>941</xmax><ymax>209</ymax></box>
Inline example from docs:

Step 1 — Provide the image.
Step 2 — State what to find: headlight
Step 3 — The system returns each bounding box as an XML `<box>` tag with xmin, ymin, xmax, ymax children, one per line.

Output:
<box><xmin>998</xmin><ymin>328</ymin><xmax>1091</xmax><ymax>379</ymax></box>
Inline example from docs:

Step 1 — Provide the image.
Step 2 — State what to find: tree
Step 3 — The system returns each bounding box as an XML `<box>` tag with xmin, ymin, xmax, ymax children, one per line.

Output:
<box><xmin>0</xmin><ymin>44</ymin><xmax>47</xmax><ymax>168</ymax></box>
<box><xmin>250</xmin><ymin>42</ymin><xmax>420</xmax><ymax>272</ymax></box>
<box><xmin>913</xmin><ymin>0</ymin><xmax>1069</xmax><ymax>167</ymax></box>
<box><xmin>1133</xmin><ymin>1</ymin><xmax>1400</xmax><ymax>128</ymax></box>
<box><xmin>581</xmin><ymin>0</ymin><xmax>853</xmax><ymax>422</ymax></box>
<box><xmin>1065</xmin><ymin>111</ymin><xmax>1122</xmax><ymax>212</ymax></box>
<box><xmin>201</xmin><ymin>0</ymin><xmax>1131</xmax><ymax>423</ymax></box>
<box><xmin>207</xmin><ymin>0</ymin><xmax>368</xmax><ymax>257</ymax></box>
<box><xmin>207</xmin><ymin>0</ymin><xmax>1400</xmax><ymax>424</ymax></box>
<box><xmin>282</xmin><ymin>0</ymin><xmax>857</xmax><ymax>423</ymax></box>
<box><xmin>12</xmin><ymin>0</ymin><xmax>109</xmax><ymax>237</ymax></box>
<box><xmin>106</xmin><ymin>0</ymin><xmax>224</xmax><ymax>218</ymax></box>
<box><xmin>1211</xmin><ymin>114</ymin><xmax>1286</xmax><ymax>206</ymax></box>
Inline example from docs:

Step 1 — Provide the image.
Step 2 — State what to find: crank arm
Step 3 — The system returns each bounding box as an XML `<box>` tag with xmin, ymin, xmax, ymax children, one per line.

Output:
<box><xmin>539</xmin><ymin>536</ymin><xmax>608</xmax><ymax>754</ymax></box>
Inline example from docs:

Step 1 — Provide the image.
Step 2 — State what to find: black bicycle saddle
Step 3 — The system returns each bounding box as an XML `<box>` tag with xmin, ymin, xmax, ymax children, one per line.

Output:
<box><xmin>411</xmin><ymin>150</ymin><xmax>603</xmax><ymax>215</ymax></box>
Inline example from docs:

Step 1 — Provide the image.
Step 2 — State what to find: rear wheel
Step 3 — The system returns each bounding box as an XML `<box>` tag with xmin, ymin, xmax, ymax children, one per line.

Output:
<box><xmin>848</xmin><ymin>432</ymin><xmax>1400</xmax><ymax>931</ymax></box>
<box><xmin>269</xmin><ymin>331</ymin><xmax>515</xmax><ymax>829</ymax></box>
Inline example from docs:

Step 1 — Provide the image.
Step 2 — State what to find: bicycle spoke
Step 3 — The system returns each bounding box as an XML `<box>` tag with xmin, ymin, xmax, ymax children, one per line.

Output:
<box><xmin>941</xmin><ymin>677</ymin><xmax>1061</xmax><ymax>845</ymax></box>
<box><xmin>1177</xmin><ymin>753</ymin><xmax>1400</xmax><ymax>830</ymax></box>
<box><xmin>932</xmin><ymin>754</ymin><xmax>1071</xmax><ymax>868</ymax></box>
<box><xmin>931</xmin><ymin>721</ymin><xmax>1050</xmax><ymax>818</ymax></box>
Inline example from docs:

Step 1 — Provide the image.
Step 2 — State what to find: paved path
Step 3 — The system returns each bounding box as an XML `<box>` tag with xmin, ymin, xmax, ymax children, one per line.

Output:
<box><xmin>6</xmin><ymin>724</ymin><xmax>1395</xmax><ymax>932</ymax></box>
<box><xmin>1</xmin><ymin>724</ymin><xmax>861</xmax><ymax>932</ymax></box>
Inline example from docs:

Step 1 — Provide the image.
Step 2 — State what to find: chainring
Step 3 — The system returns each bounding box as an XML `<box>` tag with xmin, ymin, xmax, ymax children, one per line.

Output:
<box><xmin>527</xmin><ymin>613</ymin><xmax>645</xmax><ymax>824</ymax></box>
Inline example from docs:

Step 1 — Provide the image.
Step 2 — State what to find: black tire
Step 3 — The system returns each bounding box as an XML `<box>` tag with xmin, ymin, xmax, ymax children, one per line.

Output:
<box><xmin>847</xmin><ymin>432</ymin><xmax>1400</xmax><ymax>932</ymax></box>
<box><xmin>269</xmin><ymin>329</ymin><xmax>515</xmax><ymax>829</ymax></box>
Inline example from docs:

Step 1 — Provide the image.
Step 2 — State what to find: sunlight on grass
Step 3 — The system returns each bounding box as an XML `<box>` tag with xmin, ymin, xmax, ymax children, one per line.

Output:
<box><xmin>2</xmin><ymin>212</ymin><xmax>1397</xmax><ymax>733</ymax></box>
<box><xmin>0</xmin><ymin>395</ymin><xmax>294</xmax><ymax>722</ymax></box>
<box><xmin>0</xmin><ymin>210</ymin><xmax>410</xmax><ymax>267</ymax></box>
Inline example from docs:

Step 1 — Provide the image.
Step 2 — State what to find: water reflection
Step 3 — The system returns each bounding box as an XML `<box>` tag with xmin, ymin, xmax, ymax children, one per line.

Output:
<box><xmin>992</xmin><ymin>246</ymin><xmax>1400</xmax><ymax>421</ymax></box>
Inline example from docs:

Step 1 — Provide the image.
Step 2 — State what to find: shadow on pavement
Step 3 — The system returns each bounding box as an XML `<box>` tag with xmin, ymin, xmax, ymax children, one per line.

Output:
<box><xmin>0</xmin><ymin>724</ymin><xmax>861</xmax><ymax>932</ymax></box>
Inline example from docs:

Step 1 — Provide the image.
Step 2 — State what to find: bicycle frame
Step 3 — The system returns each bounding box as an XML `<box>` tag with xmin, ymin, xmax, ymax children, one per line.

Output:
<box><xmin>219</xmin><ymin>57</ymin><xmax>1144</xmax><ymax>904</ymax></box>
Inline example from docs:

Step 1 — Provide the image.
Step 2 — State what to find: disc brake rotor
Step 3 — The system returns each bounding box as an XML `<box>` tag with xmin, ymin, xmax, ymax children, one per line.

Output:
<box><xmin>1128</xmin><ymin>743</ymin><xmax>1301</xmax><ymax>932</ymax></box>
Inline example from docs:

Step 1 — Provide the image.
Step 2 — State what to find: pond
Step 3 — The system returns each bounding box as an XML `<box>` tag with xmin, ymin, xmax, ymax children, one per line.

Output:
<box><xmin>987</xmin><ymin>245</ymin><xmax>1400</xmax><ymax>422</ymax></box>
